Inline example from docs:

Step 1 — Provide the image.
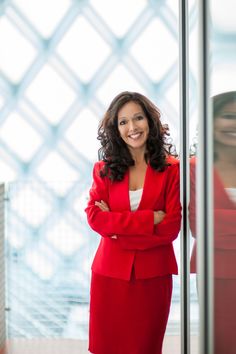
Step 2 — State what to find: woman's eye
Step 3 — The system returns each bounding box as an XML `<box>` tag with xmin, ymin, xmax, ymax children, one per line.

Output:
<box><xmin>119</xmin><ymin>120</ymin><xmax>126</xmax><ymax>125</ymax></box>
<box><xmin>136</xmin><ymin>115</ymin><xmax>144</xmax><ymax>120</ymax></box>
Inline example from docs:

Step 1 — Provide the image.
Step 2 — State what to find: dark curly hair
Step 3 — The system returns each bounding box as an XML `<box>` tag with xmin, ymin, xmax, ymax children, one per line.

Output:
<box><xmin>190</xmin><ymin>91</ymin><xmax>236</xmax><ymax>158</ymax></box>
<box><xmin>213</xmin><ymin>91</ymin><xmax>236</xmax><ymax>161</ymax></box>
<box><xmin>213</xmin><ymin>91</ymin><xmax>236</xmax><ymax>118</ymax></box>
<box><xmin>98</xmin><ymin>91</ymin><xmax>177</xmax><ymax>181</ymax></box>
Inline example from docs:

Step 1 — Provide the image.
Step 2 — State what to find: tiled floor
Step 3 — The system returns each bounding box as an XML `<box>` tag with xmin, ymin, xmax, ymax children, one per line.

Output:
<box><xmin>1</xmin><ymin>336</ymin><xmax>198</xmax><ymax>354</ymax></box>
<box><xmin>3</xmin><ymin>339</ymin><xmax>88</xmax><ymax>354</ymax></box>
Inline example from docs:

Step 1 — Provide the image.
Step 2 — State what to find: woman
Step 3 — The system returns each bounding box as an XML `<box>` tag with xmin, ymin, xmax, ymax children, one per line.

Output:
<box><xmin>85</xmin><ymin>91</ymin><xmax>181</xmax><ymax>354</ymax></box>
<box><xmin>190</xmin><ymin>91</ymin><xmax>236</xmax><ymax>354</ymax></box>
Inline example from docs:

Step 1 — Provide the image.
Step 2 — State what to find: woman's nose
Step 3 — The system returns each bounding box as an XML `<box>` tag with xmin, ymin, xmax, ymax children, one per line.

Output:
<box><xmin>128</xmin><ymin>120</ymin><xmax>136</xmax><ymax>130</ymax></box>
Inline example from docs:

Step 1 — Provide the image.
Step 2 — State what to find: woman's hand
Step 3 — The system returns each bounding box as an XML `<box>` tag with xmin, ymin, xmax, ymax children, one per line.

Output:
<box><xmin>154</xmin><ymin>210</ymin><xmax>166</xmax><ymax>225</ymax></box>
<box><xmin>95</xmin><ymin>200</ymin><xmax>110</xmax><ymax>212</ymax></box>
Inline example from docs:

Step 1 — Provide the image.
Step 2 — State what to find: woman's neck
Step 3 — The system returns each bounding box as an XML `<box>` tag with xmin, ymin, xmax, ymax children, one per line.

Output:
<box><xmin>215</xmin><ymin>147</ymin><xmax>236</xmax><ymax>167</ymax></box>
<box><xmin>129</xmin><ymin>148</ymin><xmax>147</xmax><ymax>165</ymax></box>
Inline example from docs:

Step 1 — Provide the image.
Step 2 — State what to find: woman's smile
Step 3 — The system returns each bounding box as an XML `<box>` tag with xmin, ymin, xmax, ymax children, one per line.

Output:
<box><xmin>214</xmin><ymin>101</ymin><xmax>236</xmax><ymax>148</ymax></box>
<box><xmin>128</xmin><ymin>131</ymin><xmax>143</xmax><ymax>139</ymax></box>
<box><xmin>221</xmin><ymin>130</ymin><xmax>236</xmax><ymax>137</ymax></box>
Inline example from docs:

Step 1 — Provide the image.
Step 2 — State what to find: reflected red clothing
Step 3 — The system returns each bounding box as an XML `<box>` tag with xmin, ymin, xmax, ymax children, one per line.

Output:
<box><xmin>189</xmin><ymin>157</ymin><xmax>236</xmax><ymax>278</ymax></box>
<box><xmin>189</xmin><ymin>157</ymin><xmax>236</xmax><ymax>353</ymax></box>
<box><xmin>214</xmin><ymin>279</ymin><xmax>236</xmax><ymax>354</ymax></box>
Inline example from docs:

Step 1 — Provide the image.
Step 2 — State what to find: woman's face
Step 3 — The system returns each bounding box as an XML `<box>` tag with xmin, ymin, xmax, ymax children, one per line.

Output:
<box><xmin>117</xmin><ymin>101</ymin><xmax>149</xmax><ymax>153</ymax></box>
<box><xmin>214</xmin><ymin>101</ymin><xmax>236</xmax><ymax>148</ymax></box>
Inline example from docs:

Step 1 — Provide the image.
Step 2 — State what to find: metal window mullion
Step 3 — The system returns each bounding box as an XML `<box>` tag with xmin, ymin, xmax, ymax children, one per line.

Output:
<box><xmin>197</xmin><ymin>1</ymin><xmax>214</xmax><ymax>353</ymax></box>
<box><xmin>0</xmin><ymin>184</ymin><xmax>6</xmax><ymax>351</ymax></box>
<box><xmin>179</xmin><ymin>1</ymin><xmax>190</xmax><ymax>353</ymax></box>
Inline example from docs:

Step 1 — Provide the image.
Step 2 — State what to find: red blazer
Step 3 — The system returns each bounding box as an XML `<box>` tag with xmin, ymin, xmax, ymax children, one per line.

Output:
<box><xmin>85</xmin><ymin>158</ymin><xmax>182</xmax><ymax>281</ymax></box>
<box><xmin>189</xmin><ymin>157</ymin><xmax>236</xmax><ymax>278</ymax></box>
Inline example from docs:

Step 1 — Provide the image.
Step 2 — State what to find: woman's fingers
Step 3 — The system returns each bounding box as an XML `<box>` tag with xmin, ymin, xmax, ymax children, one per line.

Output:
<box><xmin>157</xmin><ymin>210</ymin><xmax>166</xmax><ymax>216</ymax></box>
<box><xmin>95</xmin><ymin>200</ymin><xmax>110</xmax><ymax>211</ymax></box>
<box><xmin>100</xmin><ymin>200</ymin><xmax>109</xmax><ymax>208</ymax></box>
<box><xmin>157</xmin><ymin>210</ymin><xmax>166</xmax><ymax>221</ymax></box>
<box><xmin>154</xmin><ymin>210</ymin><xmax>166</xmax><ymax>225</ymax></box>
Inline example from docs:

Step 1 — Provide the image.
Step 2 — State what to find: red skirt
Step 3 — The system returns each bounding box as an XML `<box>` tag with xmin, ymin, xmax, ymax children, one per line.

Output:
<box><xmin>89</xmin><ymin>270</ymin><xmax>172</xmax><ymax>354</ymax></box>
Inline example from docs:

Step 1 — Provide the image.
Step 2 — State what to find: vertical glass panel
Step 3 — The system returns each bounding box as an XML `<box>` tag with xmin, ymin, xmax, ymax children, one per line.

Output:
<box><xmin>188</xmin><ymin>1</ymin><xmax>199</xmax><ymax>353</ymax></box>
<box><xmin>211</xmin><ymin>1</ymin><xmax>236</xmax><ymax>353</ymax></box>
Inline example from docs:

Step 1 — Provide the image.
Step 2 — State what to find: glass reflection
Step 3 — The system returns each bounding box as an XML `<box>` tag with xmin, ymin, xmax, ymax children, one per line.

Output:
<box><xmin>212</xmin><ymin>91</ymin><xmax>236</xmax><ymax>354</ymax></box>
<box><xmin>190</xmin><ymin>91</ymin><xmax>236</xmax><ymax>354</ymax></box>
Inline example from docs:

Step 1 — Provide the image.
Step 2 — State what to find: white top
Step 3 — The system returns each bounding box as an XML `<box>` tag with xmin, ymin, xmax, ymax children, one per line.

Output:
<box><xmin>225</xmin><ymin>188</ymin><xmax>236</xmax><ymax>204</ymax></box>
<box><xmin>129</xmin><ymin>188</ymin><xmax>143</xmax><ymax>211</ymax></box>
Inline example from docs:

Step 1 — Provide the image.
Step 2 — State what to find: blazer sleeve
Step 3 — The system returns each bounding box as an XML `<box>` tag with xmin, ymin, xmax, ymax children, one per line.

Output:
<box><xmin>191</xmin><ymin>206</ymin><xmax>236</xmax><ymax>249</ymax></box>
<box><xmin>154</xmin><ymin>162</ymin><xmax>181</xmax><ymax>239</ymax></box>
<box><xmin>85</xmin><ymin>162</ymin><xmax>155</xmax><ymax>237</ymax></box>
<box><xmin>189</xmin><ymin>157</ymin><xmax>197</xmax><ymax>237</ymax></box>
<box><xmin>118</xmin><ymin>162</ymin><xmax>182</xmax><ymax>250</ymax></box>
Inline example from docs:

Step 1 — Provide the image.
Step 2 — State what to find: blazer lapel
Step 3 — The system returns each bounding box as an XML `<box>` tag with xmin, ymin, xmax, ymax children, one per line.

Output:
<box><xmin>108</xmin><ymin>171</ymin><xmax>130</xmax><ymax>211</ymax></box>
<box><xmin>138</xmin><ymin>164</ymin><xmax>165</xmax><ymax>210</ymax></box>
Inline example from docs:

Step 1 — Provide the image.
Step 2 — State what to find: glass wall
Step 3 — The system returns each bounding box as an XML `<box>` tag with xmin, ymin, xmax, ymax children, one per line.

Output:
<box><xmin>189</xmin><ymin>1</ymin><xmax>236</xmax><ymax>353</ymax></box>
<box><xmin>211</xmin><ymin>1</ymin><xmax>236</xmax><ymax>353</ymax></box>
